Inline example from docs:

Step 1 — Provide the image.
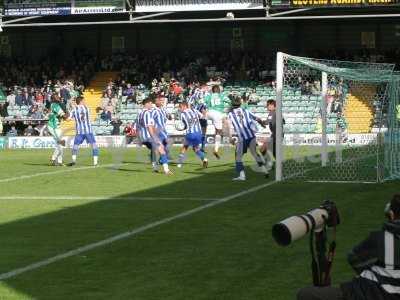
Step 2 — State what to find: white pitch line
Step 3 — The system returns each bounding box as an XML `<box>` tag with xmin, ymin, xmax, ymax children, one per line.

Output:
<box><xmin>0</xmin><ymin>196</ymin><xmax>217</xmax><ymax>201</ymax></box>
<box><xmin>0</xmin><ymin>180</ymin><xmax>277</xmax><ymax>281</ymax></box>
<box><xmin>0</xmin><ymin>164</ymin><xmax>122</xmax><ymax>184</ymax></box>
<box><xmin>306</xmin><ymin>180</ymin><xmax>376</xmax><ymax>184</ymax></box>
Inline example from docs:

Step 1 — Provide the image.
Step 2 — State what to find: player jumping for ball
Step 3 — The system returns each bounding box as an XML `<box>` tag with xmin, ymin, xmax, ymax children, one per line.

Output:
<box><xmin>203</xmin><ymin>85</ymin><xmax>229</xmax><ymax>159</ymax></box>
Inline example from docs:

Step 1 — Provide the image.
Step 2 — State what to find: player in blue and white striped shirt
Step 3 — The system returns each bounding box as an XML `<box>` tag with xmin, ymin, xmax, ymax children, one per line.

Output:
<box><xmin>152</xmin><ymin>95</ymin><xmax>171</xmax><ymax>157</ymax></box>
<box><xmin>228</xmin><ymin>95</ymin><xmax>268</xmax><ymax>181</ymax></box>
<box><xmin>177</xmin><ymin>101</ymin><xmax>208</xmax><ymax>169</ymax></box>
<box><xmin>68</xmin><ymin>97</ymin><xmax>99</xmax><ymax>166</ymax></box>
<box><xmin>188</xmin><ymin>87</ymin><xmax>209</xmax><ymax>152</ymax></box>
<box><xmin>136</xmin><ymin>97</ymin><xmax>172</xmax><ymax>175</ymax></box>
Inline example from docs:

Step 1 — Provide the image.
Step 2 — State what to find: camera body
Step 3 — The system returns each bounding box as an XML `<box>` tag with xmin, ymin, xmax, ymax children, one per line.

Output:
<box><xmin>272</xmin><ymin>200</ymin><xmax>340</xmax><ymax>246</ymax></box>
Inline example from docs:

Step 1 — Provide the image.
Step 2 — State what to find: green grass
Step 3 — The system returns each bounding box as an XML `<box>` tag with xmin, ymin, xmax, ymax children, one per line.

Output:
<box><xmin>0</xmin><ymin>147</ymin><xmax>398</xmax><ymax>299</ymax></box>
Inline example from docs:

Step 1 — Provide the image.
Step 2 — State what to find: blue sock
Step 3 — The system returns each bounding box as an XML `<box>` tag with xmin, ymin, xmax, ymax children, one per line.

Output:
<box><xmin>195</xmin><ymin>150</ymin><xmax>205</xmax><ymax>161</ymax></box>
<box><xmin>201</xmin><ymin>135</ymin><xmax>206</xmax><ymax>151</ymax></box>
<box><xmin>72</xmin><ymin>145</ymin><xmax>79</xmax><ymax>156</ymax></box>
<box><xmin>235</xmin><ymin>161</ymin><xmax>244</xmax><ymax>173</ymax></box>
<box><xmin>92</xmin><ymin>148</ymin><xmax>99</xmax><ymax>157</ymax></box>
<box><xmin>163</xmin><ymin>140</ymin><xmax>170</xmax><ymax>157</ymax></box>
<box><xmin>159</xmin><ymin>154</ymin><xmax>168</xmax><ymax>165</ymax></box>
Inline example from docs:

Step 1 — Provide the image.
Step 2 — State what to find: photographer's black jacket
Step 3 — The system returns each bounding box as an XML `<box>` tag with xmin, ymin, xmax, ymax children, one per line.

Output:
<box><xmin>341</xmin><ymin>220</ymin><xmax>400</xmax><ymax>300</ymax></box>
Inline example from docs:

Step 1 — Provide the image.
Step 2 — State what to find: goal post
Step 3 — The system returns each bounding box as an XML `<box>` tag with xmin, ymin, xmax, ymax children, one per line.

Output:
<box><xmin>275</xmin><ymin>52</ymin><xmax>284</xmax><ymax>181</ymax></box>
<box><xmin>275</xmin><ymin>52</ymin><xmax>399</xmax><ymax>183</ymax></box>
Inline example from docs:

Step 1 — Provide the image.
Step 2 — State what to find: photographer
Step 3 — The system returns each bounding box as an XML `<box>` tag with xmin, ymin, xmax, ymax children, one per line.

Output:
<box><xmin>297</xmin><ymin>194</ymin><xmax>400</xmax><ymax>300</ymax></box>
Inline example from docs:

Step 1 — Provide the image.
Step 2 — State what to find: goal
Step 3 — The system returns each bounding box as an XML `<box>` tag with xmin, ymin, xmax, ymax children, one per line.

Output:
<box><xmin>274</xmin><ymin>52</ymin><xmax>400</xmax><ymax>183</ymax></box>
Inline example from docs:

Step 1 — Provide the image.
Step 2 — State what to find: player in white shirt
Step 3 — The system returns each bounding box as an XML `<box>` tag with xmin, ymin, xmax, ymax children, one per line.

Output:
<box><xmin>227</xmin><ymin>95</ymin><xmax>269</xmax><ymax>181</ymax></box>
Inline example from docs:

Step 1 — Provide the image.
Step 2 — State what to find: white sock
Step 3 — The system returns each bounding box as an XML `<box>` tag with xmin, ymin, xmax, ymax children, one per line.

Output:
<box><xmin>239</xmin><ymin>170</ymin><xmax>246</xmax><ymax>179</ymax></box>
<box><xmin>215</xmin><ymin>135</ymin><xmax>221</xmax><ymax>152</ymax></box>
<box><xmin>93</xmin><ymin>156</ymin><xmax>98</xmax><ymax>165</ymax></box>
<box><xmin>58</xmin><ymin>146</ymin><xmax>63</xmax><ymax>163</ymax></box>
<box><xmin>52</xmin><ymin>149</ymin><xmax>58</xmax><ymax>161</ymax></box>
<box><xmin>162</xmin><ymin>163</ymin><xmax>170</xmax><ymax>173</ymax></box>
<box><xmin>72</xmin><ymin>155</ymin><xmax>77</xmax><ymax>162</ymax></box>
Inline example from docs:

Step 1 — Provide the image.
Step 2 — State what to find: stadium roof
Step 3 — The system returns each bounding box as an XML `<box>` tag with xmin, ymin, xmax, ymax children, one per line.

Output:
<box><xmin>0</xmin><ymin>2</ymin><xmax>400</xmax><ymax>29</ymax></box>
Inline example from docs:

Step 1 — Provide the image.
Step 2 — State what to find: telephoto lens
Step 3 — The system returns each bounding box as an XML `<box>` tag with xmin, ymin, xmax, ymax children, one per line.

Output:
<box><xmin>272</xmin><ymin>208</ymin><xmax>329</xmax><ymax>246</ymax></box>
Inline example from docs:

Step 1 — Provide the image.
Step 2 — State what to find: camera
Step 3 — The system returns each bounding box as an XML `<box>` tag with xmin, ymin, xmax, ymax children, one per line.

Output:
<box><xmin>272</xmin><ymin>200</ymin><xmax>340</xmax><ymax>246</ymax></box>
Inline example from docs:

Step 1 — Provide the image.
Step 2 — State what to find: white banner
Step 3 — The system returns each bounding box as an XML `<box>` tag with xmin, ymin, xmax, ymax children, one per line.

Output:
<box><xmin>283</xmin><ymin>133</ymin><xmax>379</xmax><ymax>146</ymax></box>
<box><xmin>7</xmin><ymin>136</ymin><xmax>127</xmax><ymax>149</ymax></box>
<box><xmin>8</xmin><ymin>137</ymin><xmax>56</xmax><ymax>149</ymax></box>
<box><xmin>135</xmin><ymin>0</ymin><xmax>264</xmax><ymax>12</ymax></box>
<box><xmin>72</xmin><ymin>6</ymin><xmax>125</xmax><ymax>14</ymax></box>
<box><xmin>5</xmin><ymin>133</ymin><xmax>380</xmax><ymax>149</ymax></box>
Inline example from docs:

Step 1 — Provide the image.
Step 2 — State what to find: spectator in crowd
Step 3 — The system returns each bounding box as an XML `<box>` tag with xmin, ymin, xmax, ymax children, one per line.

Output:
<box><xmin>15</xmin><ymin>90</ymin><xmax>25</xmax><ymax>106</ymax></box>
<box><xmin>110</xmin><ymin>118</ymin><xmax>122</xmax><ymax>135</ymax></box>
<box><xmin>34</xmin><ymin>90</ymin><xmax>44</xmax><ymax>105</ymax></box>
<box><xmin>301</xmin><ymin>81</ymin><xmax>312</xmax><ymax>95</ymax></box>
<box><xmin>247</xmin><ymin>89</ymin><xmax>260</xmax><ymax>105</ymax></box>
<box><xmin>7</xmin><ymin>90</ymin><xmax>15</xmax><ymax>106</ymax></box>
<box><xmin>29</xmin><ymin>105</ymin><xmax>44</xmax><ymax>119</ymax></box>
<box><xmin>7</xmin><ymin>125</ymin><xmax>17</xmax><ymax>137</ymax></box>
<box><xmin>100</xmin><ymin>108</ymin><xmax>112</xmax><ymax>122</ymax></box>
<box><xmin>311</xmin><ymin>80</ymin><xmax>321</xmax><ymax>95</ymax></box>
<box><xmin>24</xmin><ymin>124</ymin><xmax>35</xmax><ymax>136</ymax></box>
<box><xmin>123</xmin><ymin>83</ymin><xmax>135</xmax><ymax>102</ymax></box>
<box><xmin>124</xmin><ymin>122</ymin><xmax>136</xmax><ymax>144</ymax></box>
<box><xmin>0</xmin><ymin>102</ymin><xmax>8</xmax><ymax>118</ymax></box>
<box><xmin>326</xmin><ymin>88</ymin><xmax>336</xmax><ymax>113</ymax></box>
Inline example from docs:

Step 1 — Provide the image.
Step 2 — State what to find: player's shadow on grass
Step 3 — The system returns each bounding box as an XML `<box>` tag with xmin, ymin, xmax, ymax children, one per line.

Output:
<box><xmin>109</xmin><ymin>167</ymin><xmax>147</xmax><ymax>173</ymax></box>
<box><xmin>23</xmin><ymin>163</ymin><xmax>54</xmax><ymax>166</ymax></box>
<box><xmin>0</xmin><ymin>144</ymin><xmax>389</xmax><ymax>299</ymax></box>
<box><xmin>0</xmin><ymin>161</ymin><xmax>275</xmax><ymax>299</ymax></box>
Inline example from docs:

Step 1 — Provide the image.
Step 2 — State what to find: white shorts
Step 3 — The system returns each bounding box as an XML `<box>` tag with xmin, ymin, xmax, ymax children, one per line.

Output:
<box><xmin>207</xmin><ymin>110</ymin><xmax>225</xmax><ymax>130</ymax></box>
<box><xmin>47</xmin><ymin>126</ymin><xmax>62</xmax><ymax>142</ymax></box>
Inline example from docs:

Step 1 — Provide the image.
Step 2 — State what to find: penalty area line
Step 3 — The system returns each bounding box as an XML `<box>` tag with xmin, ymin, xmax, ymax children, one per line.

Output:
<box><xmin>0</xmin><ymin>196</ymin><xmax>218</xmax><ymax>201</ymax></box>
<box><xmin>0</xmin><ymin>180</ymin><xmax>277</xmax><ymax>281</ymax></box>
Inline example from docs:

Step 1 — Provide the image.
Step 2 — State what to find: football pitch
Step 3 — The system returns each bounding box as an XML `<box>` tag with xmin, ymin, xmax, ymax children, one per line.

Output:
<box><xmin>0</xmin><ymin>147</ymin><xmax>399</xmax><ymax>300</ymax></box>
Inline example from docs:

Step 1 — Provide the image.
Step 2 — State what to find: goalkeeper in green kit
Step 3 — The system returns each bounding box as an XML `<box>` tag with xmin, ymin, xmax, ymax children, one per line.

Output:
<box><xmin>203</xmin><ymin>85</ymin><xmax>230</xmax><ymax>159</ymax></box>
<box><xmin>46</xmin><ymin>95</ymin><xmax>69</xmax><ymax>166</ymax></box>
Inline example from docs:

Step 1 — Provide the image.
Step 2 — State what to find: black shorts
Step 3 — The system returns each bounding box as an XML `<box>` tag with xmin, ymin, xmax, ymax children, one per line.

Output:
<box><xmin>271</xmin><ymin>135</ymin><xmax>276</xmax><ymax>158</ymax></box>
<box><xmin>199</xmin><ymin>119</ymin><xmax>208</xmax><ymax>128</ymax></box>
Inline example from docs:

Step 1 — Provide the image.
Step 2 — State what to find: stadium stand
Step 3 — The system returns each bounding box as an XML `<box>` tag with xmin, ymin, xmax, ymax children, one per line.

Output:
<box><xmin>0</xmin><ymin>50</ymin><xmax>396</xmax><ymax>136</ymax></box>
<box><xmin>344</xmin><ymin>86</ymin><xmax>376</xmax><ymax>133</ymax></box>
<box><xmin>61</xmin><ymin>72</ymin><xmax>119</xmax><ymax>135</ymax></box>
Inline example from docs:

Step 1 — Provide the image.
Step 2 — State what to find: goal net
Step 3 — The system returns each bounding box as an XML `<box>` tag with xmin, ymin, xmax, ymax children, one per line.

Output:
<box><xmin>384</xmin><ymin>73</ymin><xmax>400</xmax><ymax>181</ymax></box>
<box><xmin>275</xmin><ymin>52</ymin><xmax>400</xmax><ymax>183</ymax></box>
